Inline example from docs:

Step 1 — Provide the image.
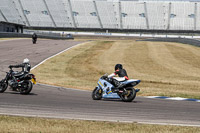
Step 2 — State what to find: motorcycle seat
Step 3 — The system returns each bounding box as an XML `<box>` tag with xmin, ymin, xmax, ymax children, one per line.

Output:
<box><xmin>113</xmin><ymin>77</ymin><xmax>126</xmax><ymax>82</ymax></box>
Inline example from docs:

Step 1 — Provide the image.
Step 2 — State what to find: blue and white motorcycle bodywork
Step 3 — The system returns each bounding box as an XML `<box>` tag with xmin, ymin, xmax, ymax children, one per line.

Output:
<box><xmin>92</xmin><ymin>76</ymin><xmax>140</xmax><ymax>102</ymax></box>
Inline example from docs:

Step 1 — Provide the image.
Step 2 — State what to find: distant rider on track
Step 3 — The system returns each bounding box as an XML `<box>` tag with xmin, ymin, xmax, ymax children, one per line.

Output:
<box><xmin>32</xmin><ymin>33</ymin><xmax>37</xmax><ymax>44</ymax></box>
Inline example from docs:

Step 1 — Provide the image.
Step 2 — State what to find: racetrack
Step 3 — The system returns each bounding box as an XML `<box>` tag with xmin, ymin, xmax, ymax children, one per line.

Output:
<box><xmin>0</xmin><ymin>39</ymin><xmax>200</xmax><ymax>127</ymax></box>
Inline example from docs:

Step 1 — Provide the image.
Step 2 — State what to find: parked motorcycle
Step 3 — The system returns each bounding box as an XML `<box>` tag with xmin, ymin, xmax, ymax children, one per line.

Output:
<box><xmin>92</xmin><ymin>75</ymin><xmax>140</xmax><ymax>102</ymax></box>
<box><xmin>0</xmin><ymin>67</ymin><xmax>36</xmax><ymax>94</ymax></box>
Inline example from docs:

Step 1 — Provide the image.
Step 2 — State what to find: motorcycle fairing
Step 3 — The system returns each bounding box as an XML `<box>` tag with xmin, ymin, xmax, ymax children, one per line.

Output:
<box><xmin>97</xmin><ymin>78</ymin><xmax>120</xmax><ymax>99</ymax></box>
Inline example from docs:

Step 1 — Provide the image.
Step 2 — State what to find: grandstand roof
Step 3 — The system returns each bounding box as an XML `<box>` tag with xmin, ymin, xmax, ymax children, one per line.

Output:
<box><xmin>77</xmin><ymin>0</ymin><xmax>200</xmax><ymax>2</ymax></box>
<box><xmin>0</xmin><ymin>21</ymin><xmax>24</xmax><ymax>26</ymax></box>
<box><xmin>112</xmin><ymin>0</ymin><xmax>200</xmax><ymax>1</ymax></box>
<box><xmin>138</xmin><ymin>0</ymin><xmax>200</xmax><ymax>1</ymax></box>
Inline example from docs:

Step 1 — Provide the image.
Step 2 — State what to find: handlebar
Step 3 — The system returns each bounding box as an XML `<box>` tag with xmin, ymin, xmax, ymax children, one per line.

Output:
<box><xmin>101</xmin><ymin>75</ymin><xmax>108</xmax><ymax>80</ymax></box>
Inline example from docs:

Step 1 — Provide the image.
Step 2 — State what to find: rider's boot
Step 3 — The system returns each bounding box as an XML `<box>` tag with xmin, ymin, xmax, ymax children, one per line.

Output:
<box><xmin>135</xmin><ymin>88</ymin><xmax>140</xmax><ymax>92</ymax></box>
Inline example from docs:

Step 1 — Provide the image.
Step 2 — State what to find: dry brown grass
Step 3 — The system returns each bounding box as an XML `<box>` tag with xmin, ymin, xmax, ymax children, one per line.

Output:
<box><xmin>0</xmin><ymin>115</ymin><xmax>200</xmax><ymax>133</ymax></box>
<box><xmin>31</xmin><ymin>40</ymin><xmax>200</xmax><ymax>99</ymax></box>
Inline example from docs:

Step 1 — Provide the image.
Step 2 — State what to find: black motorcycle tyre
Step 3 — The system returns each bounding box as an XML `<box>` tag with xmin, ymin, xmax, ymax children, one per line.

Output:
<box><xmin>119</xmin><ymin>87</ymin><xmax>136</xmax><ymax>102</ymax></box>
<box><xmin>0</xmin><ymin>81</ymin><xmax>8</xmax><ymax>93</ymax></box>
<box><xmin>92</xmin><ymin>87</ymin><xmax>102</xmax><ymax>100</ymax></box>
<box><xmin>32</xmin><ymin>39</ymin><xmax>37</xmax><ymax>44</ymax></box>
<box><xmin>20</xmin><ymin>80</ymin><xmax>33</xmax><ymax>94</ymax></box>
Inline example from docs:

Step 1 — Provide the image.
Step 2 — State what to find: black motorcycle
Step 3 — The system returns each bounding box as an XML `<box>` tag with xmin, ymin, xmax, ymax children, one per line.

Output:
<box><xmin>32</xmin><ymin>38</ymin><xmax>37</xmax><ymax>44</ymax></box>
<box><xmin>0</xmin><ymin>68</ymin><xmax>36</xmax><ymax>94</ymax></box>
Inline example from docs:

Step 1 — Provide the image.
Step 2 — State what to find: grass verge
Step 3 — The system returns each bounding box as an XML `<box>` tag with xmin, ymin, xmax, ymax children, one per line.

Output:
<box><xmin>0</xmin><ymin>115</ymin><xmax>200</xmax><ymax>133</ymax></box>
<box><xmin>31</xmin><ymin>40</ymin><xmax>200</xmax><ymax>99</ymax></box>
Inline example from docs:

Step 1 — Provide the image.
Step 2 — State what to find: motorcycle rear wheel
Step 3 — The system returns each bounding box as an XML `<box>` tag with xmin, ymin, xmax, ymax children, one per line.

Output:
<box><xmin>20</xmin><ymin>80</ymin><xmax>33</xmax><ymax>94</ymax></box>
<box><xmin>92</xmin><ymin>87</ymin><xmax>102</xmax><ymax>100</ymax></box>
<box><xmin>0</xmin><ymin>81</ymin><xmax>8</xmax><ymax>93</ymax></box>
<box><xmin>120</xmin><ymin>87</ymin><xmax>136</xmax><ymax>102</ymax></box>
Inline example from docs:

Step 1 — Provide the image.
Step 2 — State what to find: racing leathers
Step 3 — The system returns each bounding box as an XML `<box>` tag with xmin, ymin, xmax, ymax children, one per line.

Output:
<box><xmin>32</xmin><ymin>33</ymin><xmax>37</xmax><ymax>40</ymax></box>
<box><xmin>9</xmin><ymin>63</ymin><xmax>31</xmax><ymax>80</ymax></box>
<box><xmin>107</xmin><ymin>69</ymin><xmax>129</xmax><ymax>92</ymax></box>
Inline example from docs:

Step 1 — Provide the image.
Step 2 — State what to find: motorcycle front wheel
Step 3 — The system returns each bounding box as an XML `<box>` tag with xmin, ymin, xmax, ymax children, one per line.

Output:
<box><xmin>119</xmin><ymin>87</ymin><xmax>136</xmax><ymax>102</ymax></box>
<box><xmin>0</xmin><ymin>81</ymin><xmax>8</xmax><ymax>93</ymax></box>
<box><xmin>92</xmin><ymin>87</ymin><xmax>102</xmax><ymax>100</ymax></box>
<box><xmin>32</xmin><ymin>39</ymin><xmax>36</xmax><ymax>44</ymax></box>
<box><xmin>20</xmin><ymin>80</ymin><xmax>33</xmax><ymax>94</ymax></box>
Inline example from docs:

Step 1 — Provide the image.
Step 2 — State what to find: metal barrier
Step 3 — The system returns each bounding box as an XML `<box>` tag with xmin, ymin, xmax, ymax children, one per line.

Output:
<box><xmin>0</xmin><ymin>32</ymin><xmax>73</xmax><ymax>40</ymax></box>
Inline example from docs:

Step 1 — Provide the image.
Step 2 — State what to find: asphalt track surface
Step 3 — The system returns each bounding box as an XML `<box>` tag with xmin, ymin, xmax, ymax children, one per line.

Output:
<box><xmin>0</xmin><ymin>39</ymin><xmax>200</xmax><ymax>127</ymax></box>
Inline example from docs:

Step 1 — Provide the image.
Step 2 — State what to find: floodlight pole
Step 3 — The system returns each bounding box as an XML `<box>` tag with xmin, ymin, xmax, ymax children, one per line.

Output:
<box><xmin>93</xmin><ymin>0</ymin><xmax>103</xmax><ymax>29</ymax></box>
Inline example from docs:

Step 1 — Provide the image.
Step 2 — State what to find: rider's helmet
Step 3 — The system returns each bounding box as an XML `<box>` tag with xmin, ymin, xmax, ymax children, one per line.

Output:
<box><xmin>23</xmin><ymin>58</ymin><xmax>30</xmax><ymax>64</ymax></box>
<box><xmin>115</xmin><ymin>64</ymin><xmax>123</xmax><ymax>71</ymax></box>
<box><xmin>32</xmin><ymin>33</ymin><xmax>37</xmax><ymax>37</ymax></box>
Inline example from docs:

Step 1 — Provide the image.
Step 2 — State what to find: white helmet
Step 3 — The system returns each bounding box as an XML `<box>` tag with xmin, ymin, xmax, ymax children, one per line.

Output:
<box><xmin>23</xmin><ymin>58</ymin><xmax>30</xmax><ymax>63</ymax></box>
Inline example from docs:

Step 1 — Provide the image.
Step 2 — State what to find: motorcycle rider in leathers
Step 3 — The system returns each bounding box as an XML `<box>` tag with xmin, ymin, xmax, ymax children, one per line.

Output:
<box><xmin>32</xmin><ymin>33</ymin><xmax>37</xmax><ymax>43</ymax></box>
<box><xmin>107</xmin><ymin>64</ymin><xmax>129</xmax><ymax>92</ymax></box>
<box><xmin>9</xmin><ymin>58</ymin><xmax>31</xmax><ymax>87</ymax></box>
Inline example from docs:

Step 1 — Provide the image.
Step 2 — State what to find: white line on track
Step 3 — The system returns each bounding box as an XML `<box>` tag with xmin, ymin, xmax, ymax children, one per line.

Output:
<box><xmin>145</xmin><ymin>96</ymin><xmax>200</xmax><ymax>103</ymax></box>
<box><xmin>31</xmin><ymin>42</ymin><xmax>84</xmax><ymax>70</ymax></box>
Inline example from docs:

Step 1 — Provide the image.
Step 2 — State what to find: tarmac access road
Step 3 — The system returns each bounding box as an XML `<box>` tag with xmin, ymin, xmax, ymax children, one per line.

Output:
<box><xmin>0</xmin><ymin>39</ymin><xmax>199</xmax><ymax>127</ymax></box>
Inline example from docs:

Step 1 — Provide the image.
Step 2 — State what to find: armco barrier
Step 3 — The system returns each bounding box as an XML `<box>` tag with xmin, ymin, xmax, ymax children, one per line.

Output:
<box><xmin>0</xmin><ymin>32</ymin><xmax>74</xmax><ymax>40</ymax></box>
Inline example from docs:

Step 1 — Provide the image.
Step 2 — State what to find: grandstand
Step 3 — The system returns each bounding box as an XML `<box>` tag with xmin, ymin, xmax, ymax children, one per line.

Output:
<box><xmin>1</xmin><ymin>0</ymin><xmax>200</xmax><ymax>32</ymax></box>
